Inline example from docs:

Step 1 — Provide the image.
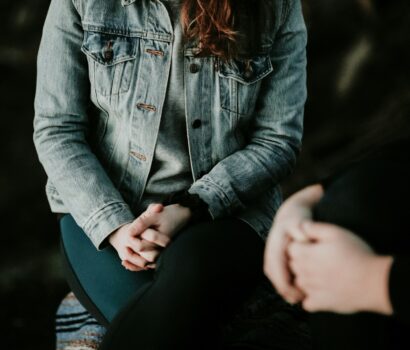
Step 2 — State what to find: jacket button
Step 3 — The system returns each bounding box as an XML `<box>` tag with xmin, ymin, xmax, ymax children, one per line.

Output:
<box><xmin>192</xmin><ymin>119</ymin><xmax>202</xmax><ymax>128</ymax></box>
<box><xmin>190</xmin><ymin>63</ymin><xmax>200</xmax><ymax>73</ymax></box>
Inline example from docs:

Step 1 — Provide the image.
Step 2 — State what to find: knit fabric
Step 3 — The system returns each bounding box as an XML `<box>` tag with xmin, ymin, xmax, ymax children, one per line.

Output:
<box><xmin>55</xmin><ymin>293</ymin><xmax>106</xmax><ymax>350</ymax></box>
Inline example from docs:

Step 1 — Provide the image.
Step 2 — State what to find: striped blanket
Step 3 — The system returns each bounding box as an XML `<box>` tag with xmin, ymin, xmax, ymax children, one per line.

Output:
<box><xmin>56</xmin><ymin>293</ymin><xmax>105</xmax><ymax>350</ymax></box>
<box><xmin>56</xmin><ymin>282</ymin><xmax>311</xmax><ymax>350</ymax></box>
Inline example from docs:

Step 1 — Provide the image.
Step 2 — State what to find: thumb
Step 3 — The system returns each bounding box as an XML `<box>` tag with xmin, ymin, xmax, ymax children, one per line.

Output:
<box><xmin>300</xmin><ymin>221</ymin><xmax>335</xmax><ymax>242</ymax></box>
<box><xmin>129</xmin><ymin>211</ymin><xmax>158</xmax><ymax>236</ymax></box>
<box><xmin>148</xmin><ymin>203</ymin><xmax>164</xmax><ymax>213</ymax></box>
<box><xmin>287</xmin><ymin>224</ymin><xmax>310</xmax><ymax>243</ymax></box>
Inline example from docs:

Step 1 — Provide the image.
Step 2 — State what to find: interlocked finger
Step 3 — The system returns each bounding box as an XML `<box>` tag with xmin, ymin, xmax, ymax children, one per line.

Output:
<box><xmin>124</xmin><ymin>247</ymin><xmax>149</xmax><ymax>268</ymax></box>
<box><xmin>141</xmin><ymin>228</ymin><xmax>170</xmax><ymax>248</ymax></box>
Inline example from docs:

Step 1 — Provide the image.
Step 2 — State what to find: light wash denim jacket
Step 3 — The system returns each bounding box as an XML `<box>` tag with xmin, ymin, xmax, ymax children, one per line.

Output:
<box><xmin>33</xmin><ymin>0</ymin><xmax>307</xmax><ymax>249</ymax></box>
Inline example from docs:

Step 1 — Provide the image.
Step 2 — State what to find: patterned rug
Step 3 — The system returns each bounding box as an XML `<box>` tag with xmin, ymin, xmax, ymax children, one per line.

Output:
<box><xmin>55</xmin><ymin>282</ymin><xmax>312</xmax><ymax>350</ymax></box>
<box><xmin>55</xmin><ymin>293</ymin><xmax>105</xmax><ymax>350</ymax></box>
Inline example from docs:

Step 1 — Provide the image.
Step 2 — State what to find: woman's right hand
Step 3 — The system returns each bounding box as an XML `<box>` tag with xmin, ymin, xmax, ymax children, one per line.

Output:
<box><xmin>109</xmin><ymin>204</ymin><xmax>171</xmax><ymax>271</ymax></box>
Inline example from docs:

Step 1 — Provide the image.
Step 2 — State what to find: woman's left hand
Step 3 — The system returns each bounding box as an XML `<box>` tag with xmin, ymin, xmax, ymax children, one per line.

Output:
<box><xmin>288</xmin><ymin>221</ymin><xmax>393</xmax><ymax>315</ymax></box>
<box><xmin>138</xmin><ymin>203</ymin><xmax>192</xmax><ymax>240</ymax></box>
<box><xmin>129</xmin><ymin>203</ymin><xmax>192</xmax><ymax>267</ymax></box>
<box><xmin>121</xmin><ymin>203</ymin><xmax>191</xmax><ymax>270</ymax></box>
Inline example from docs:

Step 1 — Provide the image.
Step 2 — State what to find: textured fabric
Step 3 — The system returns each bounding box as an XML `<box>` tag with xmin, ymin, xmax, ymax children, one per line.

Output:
<box><xmin>140</xmin><ymin>0</ymin><xmax>193</xmax><ymax>210</ymax></box>
<box><xmin>55</xmin><ymin>292</ymin><xmax>106</xmax><ymax>350</ymax></box>
<box><xmin>33</xmin><ymin>0</ymin><xmax>307</xmax><ymax>249</ymax></box>
<box><xmin>60</xmin><ymin>214</ymin><xmax>153</xmax><ymax>325</ymax></box>
<box><xmin>97</xmin><ymin>219</ymin><xmax>264</xmax><ymax>349</ymax></box>
<box><xmin>60</xmin><ymin>212</ymin><xmax>267</xmax><ymax>347</ymax></box>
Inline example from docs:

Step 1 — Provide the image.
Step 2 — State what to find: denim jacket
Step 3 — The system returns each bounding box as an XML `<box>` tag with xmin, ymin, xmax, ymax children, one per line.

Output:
<box><xmin>33</xmin><ymin>0</ymin><xmax>307</xmax><ymax>249</ymax></box>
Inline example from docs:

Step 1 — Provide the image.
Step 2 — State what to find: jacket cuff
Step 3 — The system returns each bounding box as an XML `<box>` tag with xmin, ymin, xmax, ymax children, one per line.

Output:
<box><xmin>188</xmin><ymin>178</ymin><xmax>244</xmax><ymax>219</ymax></box>
<box><xmin>82</xmin><ymin>202</ymin><xmax>135</xmax><ymax>250</ymax></box>
<box><xmin>389</xmin><ymin>255</ymin><xmax>410</xmax><ymax>325</ymax></box>
<box><xmin>163</xmin><ymin>189</ymin><xmax>212</xmax><ymax>224</ymax></box>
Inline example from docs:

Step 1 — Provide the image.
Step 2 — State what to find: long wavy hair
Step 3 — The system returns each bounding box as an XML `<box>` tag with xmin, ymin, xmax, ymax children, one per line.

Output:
<box><xmin>180</xmin><ymin>0</ymin><xmax>269</xmax><ymax>60</ymax></box>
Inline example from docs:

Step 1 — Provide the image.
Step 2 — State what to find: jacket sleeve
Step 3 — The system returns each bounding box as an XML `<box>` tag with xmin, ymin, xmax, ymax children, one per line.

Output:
<box><xmin>188</xmin><ymin>0</ymin><xmax>307</xmax><ymax>219</ymax></box>
<box><xmin>33</xmin><ymin>0</ymin><xmax>135</xmax><ymax>249</ymax></box>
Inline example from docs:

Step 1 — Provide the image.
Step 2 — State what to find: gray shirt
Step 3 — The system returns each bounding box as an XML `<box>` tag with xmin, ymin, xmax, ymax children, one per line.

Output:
<box><xmin>138</xmin><ymin>0</ymin><xmax>193</xmax><ymax>211</ymax></box>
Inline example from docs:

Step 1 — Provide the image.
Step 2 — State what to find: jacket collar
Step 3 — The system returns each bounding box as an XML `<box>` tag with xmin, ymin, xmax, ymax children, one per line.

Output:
<box><xmin>121</xmin><ymin>0</ymin><xmax>137</xmax><ymax>6</ymax></box>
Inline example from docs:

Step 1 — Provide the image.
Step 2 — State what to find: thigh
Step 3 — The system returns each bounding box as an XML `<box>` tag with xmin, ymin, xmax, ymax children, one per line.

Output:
<box><xmin>133</xmin><ymin>217</ymin><xmax>265</xmax><ymax>323</ymax></box>
<box><xmin>157</xmin><ymin>217</ymin><xmax>265</xmax><ymax>299</ymax></box>
<box><xmin>60</xmin><ymin>214</ymin><xmax>154</xmax><ymax>326</ymax></box>
<box><xmin>100</xmin><ymin>218</ymin><xmax>264</xmax><ymax>350</ymax></box>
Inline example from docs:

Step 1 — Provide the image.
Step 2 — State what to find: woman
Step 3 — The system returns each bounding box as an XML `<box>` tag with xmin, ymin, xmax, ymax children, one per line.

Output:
<box><xmin>33</xmin><ymin>0</ymin><xmax>307</xmax><ymax>348</ymax></box>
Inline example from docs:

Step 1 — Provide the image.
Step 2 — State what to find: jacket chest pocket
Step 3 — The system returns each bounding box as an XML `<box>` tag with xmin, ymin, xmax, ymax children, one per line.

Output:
<box><xmin>218</xmin><ymin>55</ymin><xmax>273</xmax><ymax>116</ymax></box>
<box><xmin>81</xmin><ymin>31</ymin><xmax>138</xmax><ymax>96</ymax></box>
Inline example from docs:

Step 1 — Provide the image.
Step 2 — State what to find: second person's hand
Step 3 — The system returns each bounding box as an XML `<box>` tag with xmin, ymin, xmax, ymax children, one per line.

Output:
<box><xmin>264</xmin><ymin>184</ymin><xmax>324</xmax><ymax>304</ymax></box>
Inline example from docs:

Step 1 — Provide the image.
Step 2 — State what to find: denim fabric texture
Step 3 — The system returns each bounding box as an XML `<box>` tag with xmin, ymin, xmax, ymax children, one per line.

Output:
<box><xmin>33</xmin><ymin>0</ymin><xmax>307</xmax><ymax>249</ymax></box>
<box><xmin>138</xmin><ymin>0</ymin><xmax>192</xmax><ymax>213</ymax></box>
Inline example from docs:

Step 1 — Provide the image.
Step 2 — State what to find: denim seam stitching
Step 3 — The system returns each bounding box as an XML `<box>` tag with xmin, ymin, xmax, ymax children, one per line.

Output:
<box><xmin>82</xmin><ymin>201</ymin><xmax>131</xmax><ymax>232</ymax></box>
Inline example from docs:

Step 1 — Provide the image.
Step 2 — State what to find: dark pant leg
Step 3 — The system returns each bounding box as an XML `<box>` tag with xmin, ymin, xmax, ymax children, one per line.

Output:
<box><xmin>60</xmin><ymin>214</ymin><xmax>154</xmax><ymax>326</ymax></box>
<box><xmin>310</xmin><ymin>160</ymin><xmax>410</xmax><ymax>349</ymax></box>
<box><xmin>100</xmin><ymin>218</ymin><xmax>265</xmax><ymax>350</ymax></box>
<box><xmin>309</xmin><ymin>312</ymin><xmax>400</xmax><ymax>350</ymax></box>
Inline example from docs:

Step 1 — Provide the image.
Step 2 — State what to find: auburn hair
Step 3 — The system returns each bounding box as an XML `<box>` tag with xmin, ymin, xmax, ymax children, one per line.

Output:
<box><xmin>180</xmin><ymin>0</ymin><xmax>240</xmax><ymax>60</ymax></box>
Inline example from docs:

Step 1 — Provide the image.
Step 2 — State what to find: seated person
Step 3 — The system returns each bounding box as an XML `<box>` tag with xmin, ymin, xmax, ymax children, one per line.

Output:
<box><xmin>264</xmin><ymin>136</ymin><xmax>410</xmax><ymax>349</ymax></box>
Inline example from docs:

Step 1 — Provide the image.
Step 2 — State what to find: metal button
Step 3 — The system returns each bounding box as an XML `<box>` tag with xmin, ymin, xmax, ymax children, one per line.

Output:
<box><xmin>192</xmin><ymin>119</ymin><xmax>202</xmax><ymax>128</ymax></box>
<box><xmin>130</xmin><ymin>150</ymin><xmax>147</xmax><ymax>162</ymax></box>
<box><xmin>136</xmin><ymin>103</ymin><xmax>157</xmax><ymax>112</ymax></box>
<box><xmin>189</xmin><ymin>63</ymin><xmax>200</xmax><ymax>74</ymax></box>
<box><xmin>146</xmin><ymin>49</ymin><xmax>164</xmax><ymax>57</ymax></box>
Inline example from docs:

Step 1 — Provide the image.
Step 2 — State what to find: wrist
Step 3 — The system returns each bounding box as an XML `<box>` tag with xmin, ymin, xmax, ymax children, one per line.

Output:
<box><xmin>173</xmin><ymin>203</ymin><xmax>193</xmax><ymax>222</ymax></box>
<box><xmin>108</xmin><ymin>224</ymin><xmax>126</xmax><ymax>248</ymax></box>
<box><xmin>364</xmin><ymin>255</ymin><xmax>394</xmax><ymax>315</ymax></box>
<box><xmin>108</xmin><ymin>229</ymin><xmax>118</xmax><ymax>246</ymax></box>
<box><xmin>164</xmin><ymin>190</ymin><xmax>211</xmax><ymax>224</ymax></box>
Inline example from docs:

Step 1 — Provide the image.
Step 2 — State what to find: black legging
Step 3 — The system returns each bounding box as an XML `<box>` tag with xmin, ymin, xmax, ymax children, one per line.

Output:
<box><xmin>309</xmin><ymin>154</ymin><xmax>410</xmax><ymax>350</ymax></box>
<box><xmin>60</xmin><ymin>215</ymin><xmax>264</xmax><ymax>349</ymax></box>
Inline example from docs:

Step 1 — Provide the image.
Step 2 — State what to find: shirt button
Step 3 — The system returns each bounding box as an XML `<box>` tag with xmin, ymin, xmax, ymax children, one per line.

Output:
<box><xmin>103</xmin><ymin>48</ymin><xmax>113</xmax><ymax>62</ymax></box>
<box><xmin>244</xmin><ymin>67</ymin><xmax>254</xmax><ymax>80</ymax></box>
<box><xmin>189</xmin><ymin>63</ymin><xmax>200</xmax><ymax>73</ymax></box>
<box><xmin>192</xmin><ymin>119</ymin><xmax>202</xmax><ymax>128</ymax></box>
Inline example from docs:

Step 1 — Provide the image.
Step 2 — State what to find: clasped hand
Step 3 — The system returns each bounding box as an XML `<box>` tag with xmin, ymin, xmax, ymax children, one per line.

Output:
<box><xmin>264</xmin><ymin>184</ymin><xmax>393</xmax><ymax>314</ymax></box>
<box><xmin>109</xmin><ymin>203</ymin><xmax>192</xmax><ymax>271</ymax></box>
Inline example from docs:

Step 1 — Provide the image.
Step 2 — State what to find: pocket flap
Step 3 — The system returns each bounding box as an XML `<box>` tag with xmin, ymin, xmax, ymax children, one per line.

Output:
<box><xmin>81</xmin><ymin>31</ymin><xmax>137</xmax><ymax>66</ymax></box>
<box><xmin>218</xmin><ymin>55</ymin><xmax>273</xmax><ymax>85</ymax></box>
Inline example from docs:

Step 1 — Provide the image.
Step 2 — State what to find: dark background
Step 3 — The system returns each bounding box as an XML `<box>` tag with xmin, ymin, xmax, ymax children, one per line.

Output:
<box><xmin>0</xmin><ymin>0</ymin><xmax>409</xmax><ymax>349</ymax></box>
